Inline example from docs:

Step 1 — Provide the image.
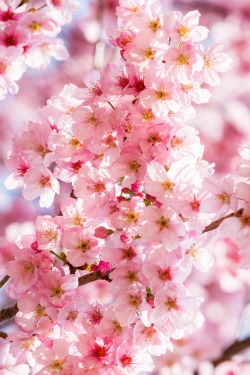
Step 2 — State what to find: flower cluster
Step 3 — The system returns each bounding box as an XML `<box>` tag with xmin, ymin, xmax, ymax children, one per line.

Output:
<box><xmin>3</xmin><ymin>0</ymin><xmax>240</xmax><ymax>373</ymax></box>
<box><xmin>0</xmin><ymin>0</ymin><xmax>79</xmax><ymax>100</ymax></box>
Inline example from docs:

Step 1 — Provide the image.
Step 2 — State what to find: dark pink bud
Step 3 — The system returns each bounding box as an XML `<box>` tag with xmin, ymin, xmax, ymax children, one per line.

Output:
<box><xmin>147</xmin><ymin>296</ymin><xmax>155</xmax><ymax>308</ymax></box>
<box><xmin>91</xmin><ymin>264</ymin><xmax>98</xmax><ymax>272</ymax></box>
<box><xmin>31</xmin><ymin>241</ymin><xmax>39</xmax><ymax>251</ymax></box>
<box><xmin>120</xmin><ymin>234</ymin><xmax>130</xmax><ymax>243</ymax></box>
<box><xmin>97</xmin><ymin>260</ymin><xmax>112</xmax><ymax>274</ymax></box>
<box><xmin>95</xmin><ymin>227</ymin><xmax>113</xmax><ymax>239</ymax></box>
<box><xmin>131</xmin><ymin>181</ymin><xmax>142</xmax><ymax>194</ymax></box>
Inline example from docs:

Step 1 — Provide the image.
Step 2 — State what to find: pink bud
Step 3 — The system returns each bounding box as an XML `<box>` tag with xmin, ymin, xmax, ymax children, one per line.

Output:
<box><xmin>155</xmin><ymin>200</ymin><xmax>162</xmax><ymax>208</ymax></box>
<box><xmin>95</xmin><ymin>227</ymin><xmax>109</xmax><ymax>239</ymax></box>
<box><xmin>91</xmin><ymin>264</ymin><xmax>98</xmax><ymax>272</ymax></box>
<box><xmin>120</xmin><ymin>234</ymin><xmax>130</xmax><ymax>243</ymax></box>
<box><xmin>97</xmin><ymin>260</ymin><xmax>112</xmax><ymax>274</ymax></box>
<box><xmin>31</xmin><ymin>241</ymin><xmax>39</xmax><ymax>251</ymax></box>
<box><xmin>117</xmin><ymin>196</ymin><xmax>124</xmax><ymax>202</ymax></box>
<box><xmin>131</xmin><ymin>181</ymin><xmax>142</xmax><ymax>194</ymax></box>
<box><xmin>147</xmin><ymin>296</ymin><xmax>155</xmax><ymax>308</ymax></box>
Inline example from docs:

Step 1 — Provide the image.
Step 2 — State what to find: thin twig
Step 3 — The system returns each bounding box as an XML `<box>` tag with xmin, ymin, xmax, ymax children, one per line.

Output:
<box><xmin>0</xmin><ymin>272</ymin><xmax>112</xmax><ymax>324</ymax></box>
<box><xmin>0</xmin><ymin>304</ymin><xmax>18</xmax><ymax>324</ymax></box>
<box><xmin>0</xmin><ymin>275</ymin><xmax>10</xmax><ymax>290</ymax></box>
<box><xmin>203</xmin><ymin>208</ymin><xmax>244</xmax><ymax>233</ymax></box>
<box><xmin>194</xmin><ymin>337</ymin><xmax>250</xmax><ymax>374</ymax></box>
<box><xmin>108</xmin><ymin>101</ymin><xmax>115</xmax><ymax>110</ymax></box>
<box><xmin>212</xmin><ymin>337</ymin><xmax>250</xmax><ymax>367</ymax></box>
<box><xmin>0</xmin><ymin>331</ymin><xmax>7</xmax><ymax>339</ymax></box>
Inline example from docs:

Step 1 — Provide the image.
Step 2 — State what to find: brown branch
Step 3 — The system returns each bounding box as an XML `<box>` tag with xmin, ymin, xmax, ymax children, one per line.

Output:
<box><xmin>0</xmin><ymin>275</ymin><xmax>10</xmax><ymax>289</ymax></box>
<box><xmin>194</xmin><ymin>337</ymin><xmax>250</xmax><ymax>375</ymax></box>
<box><xmin>203</xmin><ymin>208</ymin><xmax>244</xmax><ymax>234</ymax></box>
<box><xmin>0</xmin><ymin>331</ymin><xmax>7</xmax><ymax>339</ymax></box>
<box><xmin>0</xmin><ymin>304</ymin><xmax>18</xmax><ymax>324</ymax></box>
<box><xmin>0</xmin><ymin>271</ymin><xmax>111</xmax><ymax>324</ymax></box>
<box><xmin>78</xmin><ymin>271</ymin><xmax>111</xmax><ymax>286</ymax></box>
<box><xmin>213</xmin><ymin>337</ymin><xmax>250</xmax><ymax>367</ymax></box>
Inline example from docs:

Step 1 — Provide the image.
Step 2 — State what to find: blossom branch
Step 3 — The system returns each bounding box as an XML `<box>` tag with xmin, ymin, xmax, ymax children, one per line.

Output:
<box><xmin>78</xmin><ymin>271</ymin><xmax>112</xmax><ymax>286</ymax></box>
<box><xmin>194</xmin><ymin>337</ymin><xmax>250</xmax><ymax>374</ymax></box>
<box><xmin>0</xmin><ymin>304</ymin><xmax>18</xmax><ymax>324</ymax></box>
<box><xmin>0</xmin><ymin>208</ymin><xmax>244</xmax><ymax>323</ymax></box>
<box><xmin>213</xmin><ymin>337</ymin><xmax>250</xmax><ymax>366</ymax></box>
<box><xmin>203</xmin><ymin>208</ymin><xmax>244</xmax><ymax>233</ymax></box>
<box><xmin>0</xmin><ymin>331</ymin><xmax>7</xmax><ymax>339</ymax></box>
<box><xmin>0</xmin><ymin>273</ymin><xmax>111</xmax><ymax>324</ymax></box>
<box><xmin>0</xmin><ymin>275</ymin><xmax>10</xmax><ymax>290</ymax></box>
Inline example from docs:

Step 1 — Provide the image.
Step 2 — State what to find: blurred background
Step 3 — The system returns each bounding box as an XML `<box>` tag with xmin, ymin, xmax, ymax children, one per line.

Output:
<box><xmin>1</xmin><ymin>0</ymin><xmax>250</xmax><ymax>373</ymax></box>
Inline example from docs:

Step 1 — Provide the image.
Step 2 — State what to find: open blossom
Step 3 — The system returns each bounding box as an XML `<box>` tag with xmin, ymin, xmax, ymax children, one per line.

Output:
<box><xmin>0</xmin><ymin>46</ymin><xmax>26</xmax><ymax>99</ymax></box>
<box><xmin>140</xmin><ymin>76</ymin><xmax>180</xmax><ymax>117</ymax></box>
<box><xmin>133</xmin><ymin>312</ymin><xmax>173</xmax><ymax>355</ymax></box>
<box><xmin>6</xmin><ymin>248</ymin><xmax>38</xmax><ymax>297</ymax></box>
<box><xmin>0</xmin><ymin>0</ymin><xmax>79</xmax><ymax>100</ymax></box>
<box><xmin>163</xmin><ymin>43</ymin><xmax>204</xmax><ymax>82</ymax></box>
<box><xmin>16</xmin><ymin>292</ymin><xmax>57</xmax><ymax>332</ymax></box>
<box><xmin>152</xmin><ymin>283</ymin><xmax>203</xmax><ymax>329</ymax></box>
<box><xmin>35</xmin><ymin>215</ymin><xmax>61</xmax><ymax>252</ymax></box>
<box><xmin>114</xmin><ymin>342</ymin><xmax>154</xmax><ymax>374</ymax></box>
<box><xmin>144</xmin><ymin>159</ymin><xmax>196</xmax><ymax>204</ymax></box>
<box><xmin>61</xmin><ymin>227</ymin><xmax>101</xmax><ymax>267</ymax></box>
<box><xmin>172</xmin><ymin>10</ymin><xmax>209</xmax><ymax>43</ymax></box>
<box><xmin>0</xmin><ymin>343</ymin><xmax>30</xmax><ymax>375</ymax></box>
<box><xmin>34</xmin><ymin>339</ymin><xmax>75</xmax><ymax>375</ymax></box>
<box><xmin>22</xmin><ymin>166</ymin><xmax>60</xmax><ymax>208</ymax></box>
<box><xmin>77</xmin><ymin>331</ymin><xmax>114</xmax><ymax>367</ymax></box>
<box><xmin>15</xmin><ymin>121</ymin><xmax>55</xmax><ymax>167</ymax></box>
<box><xmin>139</xmin><ymin>205</ymin><xmax>185</xmax><ymax>251</ymax></box>
<box><xmin>73</xmin><ymin>162</ymin><xmax>115</xmax><ymax>207</ymax></box>
<box><xmin>37</xmin><ymin>268</ymin><xmax>78</xmax><ymax>308</ymax></box>
<box><xmin>202</xmin><ymin>43</ymin><xmax>233</xmax><ymax>87</ymax></box>
<box><xmin>109</xmin><ymin>197</ymin><xmax>144</xmax><ymax>235</ymax></box>
<box><xmin>201</xmin><ymin>176</ymin><xmax>237</xmax><ymax>219</ymax></box>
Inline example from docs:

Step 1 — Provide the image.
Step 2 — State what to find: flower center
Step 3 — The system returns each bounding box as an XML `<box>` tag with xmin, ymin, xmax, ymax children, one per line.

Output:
<box><xmin>142</xmin><ymin>109</ymin><xmax>155</xmax><ymax>122</ymax></box>
<box><xmin>69</xmin><ymin>137</ymin><xmax>82</xmax><ymax>149</ymax></box>
<box><xmin>120</xmin><ymin>354</ymin><xmax>133</xmax><ymax>367</ymax></box>
<box><xmin>155</xmin><ymin>89</ymin><xmax>169</xmax><ymax>100</ymax></box>
<box><xmin>158</xmin><ymin>266</ymin><xmax>173</xmax><ymax>281</ymax></box>
<box><xmin>142</xmin><ymin>324</ymin><xmax>157</xmax><ymax>339</ymax></box>
<box><xmin>50</xmin><ymin>359</ymin><xmax>64</xmax><ymax>371</ymax></box>
<box><xmin>143</xmin><ymin>48</ymin><xmax>156</xmax><ymax>61</ymax></box>
<box><xmin>67</xmin><ymin>311</ymin><xmax>78</xmax><ymax>322</ymax></box>
<box><xmin>125</xmin><ymin>211</ymin><xmax>139</xmax><ymax>223</ymax></box>
<box><xmin>39</xmin><ymin>175</ymin><xmax>51</xmax><ymax>188</ymax></box>
<box><xmin>51</xmin><ymin>285</ymin><xmax>64</xmax><ymax>298</ymax></box>
<box><xmin>179</xmin><ymin>26</ymin><xmax>190</xmax><ymax>38</ymax></box>
<box><xmin>166</xmin><ymin>296</ymin><xmax>179</xmax><ymax>311</ymax></box>
<box><xmin>177</xmin><ymin>54</ymin><xmax>189</xmax><ymax>65</ymax></box>
<box><xmin>93</xmin><ymin>344</ymin><xmax>109</xmax><ymax>359</ymax></box>
<box><xmin>162</xmin><ymin>180</ymin><xmax>175</xmax><ymax>192</ymax></box>
<box><xmin>156</xmin><ymin>216</ymin><xmax>170</xmax><ymax>230</ymax></box>
<box><xmin>149</xmin><ymin>18</ymin><xmax>161</xmax><ymax>32</ymax></box>
<box><xmin>125</xmin><ymin>270</ymin><xmax>139</xmax><ymax>284</ymax></box>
